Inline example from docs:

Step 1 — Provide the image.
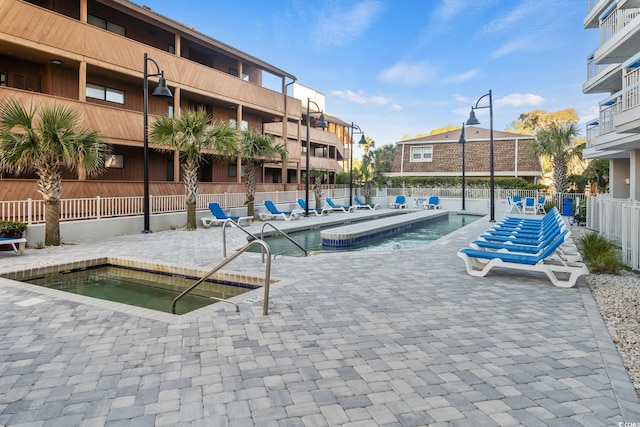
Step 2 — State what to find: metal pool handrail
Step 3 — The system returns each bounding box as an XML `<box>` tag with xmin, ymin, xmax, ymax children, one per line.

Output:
<box><xmin>172</xmin><ymin>239</ymin><xmax>273</xmax><ymax>315</ymax></box>
<box><xmin>221</xmin><ymin>219</ymin><xmax>261</xmax><ymax>258</ymax></box>
<box><xmin>259</xmin><ymin>222</ymin><xmax>308</xmax><ymax>260</ymax></box>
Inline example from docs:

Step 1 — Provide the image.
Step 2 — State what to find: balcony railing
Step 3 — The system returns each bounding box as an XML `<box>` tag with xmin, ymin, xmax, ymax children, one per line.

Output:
<box><xmin>600</xmin><ymin>7</ymin><xmax>640</xmax><ymax>45</ymax></box>
<box><xmin>622</xmin><ymin>66</ymin><xmax>640</xmax><ymax>110</ymax></box>
<box><xmin>587</xmin><ymin>54</ymin><xmax>608</xmax><ymax>80</ymax></box>
<box><xmin>599</xmin><ymin>99</ymin><xmax>619</xmax><ymax>134</ymax></box>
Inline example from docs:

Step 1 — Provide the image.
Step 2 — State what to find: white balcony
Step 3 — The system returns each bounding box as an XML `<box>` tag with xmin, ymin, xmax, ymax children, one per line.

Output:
<box><xmin>585</xmin><ymin>0</ymin><xmax>614</xmax><ymax>29</ymax></box>
<box><xmin>583</xmin><ymin>54</ymin><xmax>621</xmax><ymax>93</ymax></box>
<box><xmin>595</xmin><ymin>7</ymin><xmax>640</xmax><ymax>63</ymax></box>
<box><xmin>615</xmin><ymin>63</ymin><xmax>640</xmax><ymax>132</ymax></box>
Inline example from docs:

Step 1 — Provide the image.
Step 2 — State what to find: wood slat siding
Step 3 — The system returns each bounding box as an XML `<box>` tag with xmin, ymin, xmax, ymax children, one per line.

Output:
<box><xmin>0</xmin><ymin>179</ymin><xmax>290</xmax><ymax>201</ymax></box>
<box><xmin>2</xmin><ymin>1</ymin><xmax>291</xmax><ymax>116</ymax></box>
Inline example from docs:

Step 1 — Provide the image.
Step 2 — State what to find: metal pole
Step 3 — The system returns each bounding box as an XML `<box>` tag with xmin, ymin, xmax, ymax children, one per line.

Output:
<box><xmin>461</xmin><ymin>123</ymin><xmax>466</xmax><ymax>211</ymax></box>
<box><xmin>349</xmin><ymin>122</ymin><xmax>354</xmax><ymax>207</ymax></box>
<box><xmin>489</xmin><ymin>90</ymin><xmax>494</xmax><ymax>222</ymax></box>
<box><xmin>143</xmin><ymin>53</ymin><xmax>150</xmax><ymax>233</ymax></box>
<box><xmin>305</xmin><ymin>98</ymin><xmax>310</xmax><ymax>217</ymax></box>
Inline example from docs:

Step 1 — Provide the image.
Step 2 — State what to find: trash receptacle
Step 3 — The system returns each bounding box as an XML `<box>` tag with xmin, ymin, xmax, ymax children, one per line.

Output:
<box><xmin>562</xmin><ymin>197</ymin><xmax>574</xmax><ymax>216</ymax></box>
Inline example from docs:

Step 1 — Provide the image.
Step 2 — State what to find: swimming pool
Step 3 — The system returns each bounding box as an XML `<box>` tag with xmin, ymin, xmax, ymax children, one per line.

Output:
<box><xmin>20</xmin><ymin>261</ymin><xmax>259</xmax><ymax>315</ymax></box>
<box><xmin>256</xmin><ymin>213</ymin><xmax>480</xmax><ymax>257</ymax></box>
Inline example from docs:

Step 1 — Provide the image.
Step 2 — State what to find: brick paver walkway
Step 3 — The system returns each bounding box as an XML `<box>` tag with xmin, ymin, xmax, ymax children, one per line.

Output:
<box><xmin>0</xmin><ymin>211</ymin><xmax>638</xmax><ymax>426</ymax></box>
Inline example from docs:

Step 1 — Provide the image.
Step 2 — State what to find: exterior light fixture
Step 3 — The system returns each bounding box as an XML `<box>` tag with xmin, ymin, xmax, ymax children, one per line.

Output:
<box><xmin>143</xmin><ymin>53</ymin><xmax>173</xmax><ymax>233</ymax></box>
<box><xmin>466</xmin><ymin>90</ymin><xmax>494</xmax><ymax>222</ymax></box>
<box><xmin>305</xmin><ymin>98</ymin><xmax>327</xmax><ymax>216</ymax></box>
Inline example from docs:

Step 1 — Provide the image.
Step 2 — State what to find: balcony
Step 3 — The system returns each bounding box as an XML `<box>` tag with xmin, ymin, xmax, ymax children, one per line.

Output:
<box><xmin>0</xmin><ymin>0</ymin><xmax>286</xmax><ymax>114</ymax></box>
<box><xmin>263</xmin><ymin>122</ymin><xmax>345</xmax><ymax>159</ymax></box>
<box><xmin>583</xmin><ymin>53</ymin><xmax>621</xmax><ymax>93</ymax></box>
<box><xmin>615</xmin><ymin>63</ymin><xmax>640</xmax><ymax>132</ymax></box>
<box><xmin>585</xmin><ymin>0</ymin><xmax>614</xmax><ymax>29</ymax></box>
<box><xmin>595</xmin><ymin>7</ymin><xmax>640</xmax><ymax>63</ymax></box>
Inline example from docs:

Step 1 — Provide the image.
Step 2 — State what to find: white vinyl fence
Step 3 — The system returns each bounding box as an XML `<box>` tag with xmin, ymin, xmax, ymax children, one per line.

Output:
<box><xmin>587</xmin><ymin>194</ymin><xmax>640</xmax><ymax>270</ymax></box>
<box><xmin>0</xmin><ymin>187</ymin><xmax>352</xmax><ymax>225</ymax></box>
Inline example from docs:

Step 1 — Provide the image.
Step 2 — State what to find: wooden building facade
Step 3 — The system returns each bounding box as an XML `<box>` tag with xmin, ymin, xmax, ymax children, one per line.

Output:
<box><xmin>0</xmin><ymin>0</ymin><xmax>351</xmax><ymax>200</ymax></box>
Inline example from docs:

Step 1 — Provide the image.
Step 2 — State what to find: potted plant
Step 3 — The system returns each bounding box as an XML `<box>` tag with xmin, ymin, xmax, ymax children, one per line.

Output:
<box><xmin>0</xmin><ymin>220</ymin><xmax>26</xmax><ymax>239</ymax></box>
<box><xmin>0</xmin><ymin>221</ymin><xmax>27</xmax><ymax>251</ymax></box>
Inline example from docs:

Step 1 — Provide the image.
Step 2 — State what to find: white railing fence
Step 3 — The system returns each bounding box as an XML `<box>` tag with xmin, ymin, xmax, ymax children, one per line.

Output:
<box><xmin>0</xmin><ymin>187</ymin><xmax>354</xmax><ymax>225</ymax></box>
<box><xmin>381</xmin><ymin>187</ymin><xmax>584</xmax><ymax>211</ymax></box>
<box><xmin>587</xmin><ymin>195</ymin><xmax>640</xmax><ymax>270</ymax></box>
<box><xmin>622</xmin><ymin>203</ymin><xmax>640</xmax><ymax>270</ymax></box>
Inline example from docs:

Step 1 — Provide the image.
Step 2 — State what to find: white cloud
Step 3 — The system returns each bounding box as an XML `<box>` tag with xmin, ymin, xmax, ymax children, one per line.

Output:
<box><xmin>496</xmin><ymin>93</ymin><xmax>545</xmax><ymax>107</ymax></box>
<box><xmin>433</xmin><ymin>0</ymin><xmax>465</xmax><ymax>21</ymax></box>
<box><xmin>454</xmin><ymin>94</ymin><xmax>469</xmax><ymax>103</ymax></box>
<box><xmin>389</xmin><ymin>103</ymin><xmax>403</xmax><ymax>111</ymax></box>
<box><xmin>313</xmin><ymin>0</ymin><xmax>384</xmax><ymax>49</ymax></box>
<box><xmin>331</xmin><ymin>89</ymin><xmax>388</xmax><ymax>106</ymax></box>
<box><xmin>443</xmin><ymin>70</ymin><xmax>479</xmax><ymax>84</ymax></box>
<box><xmin>378</xmin><ymin>60</ymin><xmax>438</xmax><ymax>86</ymax></box>
<box><xmin>479</xmin><ymin>2</ymin><xmax>540</xmax><ymax>36</ymax></box>
<box><xmin>490</xmin><ymin>36</ymin><xmax>535</xmax><ymax>58</ymax></box>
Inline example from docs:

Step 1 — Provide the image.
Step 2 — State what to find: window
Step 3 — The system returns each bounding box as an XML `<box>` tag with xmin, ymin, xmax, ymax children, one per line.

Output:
<box><xmin>228</xmin><ymin>118</ymin><xmax>248</xmax><ymax>131</ymax></box>
<box><xmin>229</xmin><ymin>68</ymin><xmax>249</xmax><ymax>81</ymax></box>
<box><xmin>411</xmin><ymin>146</ymin><xmax>433</xmax><ymax>162</ymax></box>
<box><xmin>105</xmin><ymin>154</ymin><xmax>124</xmax><ymax>168</ymax></box>
<box><xmin>88</xmin><ymin>14</ymin><xmax>125</xmax><ymax>36</ymax></box>
<box><xmin>228</xmin><ymin>164</ymin><xmax>245</xmax><ymax>178</ymax></box>
<box><xmin>86</xmin><ymin>83</ymin><xmax>124</xmax><ymax>104</ymax></box>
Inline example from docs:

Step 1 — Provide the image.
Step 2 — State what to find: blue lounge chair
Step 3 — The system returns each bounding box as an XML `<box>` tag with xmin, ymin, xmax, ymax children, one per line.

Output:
<box><xmin>353</xmin><ymin>196</ymin><xmax>379</xmax><ymax>210</ymax></box>
<box><xmin>201</xmin><ymin>202</ymin><xmax>253</xmax><ymax>226</ymax></box>
<box><xmin>523</xmin><ymin>197</ymin><xmax>537</xmax><ymax>215</ymax></box>
<box><xmin>457</xmin><ymin>230</ymin><xmax>588</xmax><ymax>288</ymax></box>
<box><xmin>297</xmin><ymin>198</ymin><xmax>329</xmax><ymax>216</ymax></box>
<box><xmin>537</xmin><ymin>197</ymin><xmax>546</xmax><ymax>215</ymax></box>
<box><xmin>390</xmin><ymin>195</ymin><xmax>407</xmax><ymax>209</ymax></box>
<box><xmin>425</xmin><ymin>196</ymin><xmax>440</xmax><ymax>209</ymax></box>
<box><xmin>262</xmin><ymin>200</ymin><xmax>299</xmax><ymax>220</ymax></box>
<box><xmin>325</xmin><ymin>197</ymin><xmax>356</xmax><ymax>213</ymax></box>
<box><xmin>0</xmin><ymin>237</ymin><xmax>27</xmax><ymax>255</ymax></box>
<box><xmin>505</xmin><ymin>196</ymin><xmax>523</xmax><ymax>214</ymax></box>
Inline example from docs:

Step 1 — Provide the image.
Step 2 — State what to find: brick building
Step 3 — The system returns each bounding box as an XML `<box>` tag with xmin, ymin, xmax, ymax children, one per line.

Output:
<box><xmin>389</xmin><ymin>126</ymin><xmax>542</xmax><ymax>183</ymax></box>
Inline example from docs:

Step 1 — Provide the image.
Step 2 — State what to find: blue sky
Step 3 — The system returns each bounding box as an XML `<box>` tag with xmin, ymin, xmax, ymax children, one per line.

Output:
<box><xmin>138</xmin><ymin>0</ymin><xmax>601</xmax><ymax>155</ymax></box>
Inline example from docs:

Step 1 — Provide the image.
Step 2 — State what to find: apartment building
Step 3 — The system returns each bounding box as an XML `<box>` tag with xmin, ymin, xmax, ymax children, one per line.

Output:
<box><xmin>583</xmin><ymin>0</ymin><xmax>640</xmax><ymax>201</ymax></box>
<box><xmin>0</xmin><ymin>0</ymin><xmax>351</xmax><ymax>200</ymax></box>
<box><xmin>389</xmin><ymin>126</ymin><xmax>541</xmax><ymax>183</ymax></box>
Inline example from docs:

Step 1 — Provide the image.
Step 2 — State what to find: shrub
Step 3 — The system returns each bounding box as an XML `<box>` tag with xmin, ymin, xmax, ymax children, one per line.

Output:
<box><xmin>0</xmin><ymin>220</ymin><xmax>26</xmax><ymax>238</ymax></box>
<box><xmin>577</xmin><ymin>232</ymin><xmax>626</xmax><ymax>274</ymax></box>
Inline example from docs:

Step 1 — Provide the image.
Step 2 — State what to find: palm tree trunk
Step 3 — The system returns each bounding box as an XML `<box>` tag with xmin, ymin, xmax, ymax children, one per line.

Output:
<box><xmin>37</xmin><ymin>167</ymin><xmax>62</xmax><ymax>246</ymax></box>
<box><xmin>246</xmin><ymin>161</ymin><xmax>256</xmax><ymax>219</ymax></box>
<box><xmin>553</xmin><ymin>156</ymin><xmax>569</xmax><ymax>193</ymax></box>
<box><xmin>44</xmin><ymin>200</ymin><xmax>61</xmax><ymax>246</ymax></box>
<box><xmin>184</xmin><ymin>162</ymin><xmax>198</xmax><ymax>229</ymax></box>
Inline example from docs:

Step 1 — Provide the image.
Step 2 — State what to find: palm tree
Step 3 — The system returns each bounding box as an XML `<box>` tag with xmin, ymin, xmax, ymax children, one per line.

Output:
<box><xmin>527</xmin><ymin>122</ymin><xmax>581</xmax><ymax>193</ymax></box>
<box><xmin>240</xmin><ymin>128</ymin><xmax>287</xmax><ymax>218</ymax></box>
<box><xmin>150</xmin><ymin>108</ymin><xmax>238</xmax><ymax>229</ymax></box>
<box><xmin>309</xmin><ymin>168</ymin><xmax>329</xmax><ymax>209</ymax></box>
<box><xmin>0</xmin><ymin>98</ymin><xmax>110</xmax><ymax>246</ymax></box>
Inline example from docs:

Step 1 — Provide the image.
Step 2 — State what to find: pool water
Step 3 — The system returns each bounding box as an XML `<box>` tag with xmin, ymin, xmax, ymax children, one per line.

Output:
<box><xmin>258</xmin><ymin>213</ymin><xmax>479</xmax><ymax>257</ymax></box>
<box><xmin>25</xmin><ymin>265</ymin><xmax>254</xmax><ymax>315</ymax></box>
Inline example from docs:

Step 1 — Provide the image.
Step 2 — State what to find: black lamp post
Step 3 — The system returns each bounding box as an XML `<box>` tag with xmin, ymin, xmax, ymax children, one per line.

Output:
<box><xmin>458</xmin><ymin>123</ymin><xmax>466</xmax><ymax>211</ymax></box>
<box><xmin>143</xmin><ymin>53</ymin><xmax>173</xmax><ymax>233</ymax></box>
<box><xmin>465</xmin><ymin>89</ymin><xmax>494</xmax><ymax>222</ymax></box>
<box><xmin>305</xmin><ymin>98</ymin><xmax>328</xmax><ymax>216</ymax></box>
<box><xmin>349</xmin><ymin>122</ymin><xmax>365</xmax><ymax>207</ymax></box>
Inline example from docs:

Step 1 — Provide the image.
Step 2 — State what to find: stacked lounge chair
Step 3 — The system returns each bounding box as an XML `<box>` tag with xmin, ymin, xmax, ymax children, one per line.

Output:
<box><xmin>457</xmin><ymin>207</ymin><xmax>588</xmax><ymax>288</ymax></box>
